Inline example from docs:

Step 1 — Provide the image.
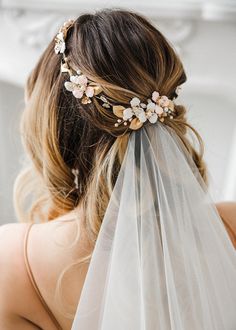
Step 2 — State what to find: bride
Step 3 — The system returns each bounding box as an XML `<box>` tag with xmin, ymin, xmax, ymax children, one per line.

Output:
<box><xmin>0</xmin><ymin>9</ymin><xmax>236</xmax><ymax>330</ymax></box>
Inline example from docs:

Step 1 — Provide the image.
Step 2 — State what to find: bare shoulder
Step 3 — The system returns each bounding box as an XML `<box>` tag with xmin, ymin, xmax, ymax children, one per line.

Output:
<box><xmin>216</xmin><ymin>202</ymin><xmax>236</xmax><ymax>229</ymax></box>
<box><xmin>0</xmin><ymin>222</ymin><xmax>28</xmax><ymax>294</ymax></box>
<box><xmin>0</xmin><ymin>223</ymin><xmax>26</xmax><ymax>293</ymax></box>
<box><xmin>25</xmin><ymin>217</ymin><xmax>93</xmax><ymax>328</ymax></box>
<box><xmin>216</xmin><ymin>202</ymin><xmax>236</xmax><ymax>248</ymax></box>
<box><xmin>0</xmin><ymin>222</ymin><xmax>43</xmax><ymax>327</ymax></box>
<box><xmin>0</xmin><ymin>216</ymin><xmax>93</xmax><ymax>329</ymax></box>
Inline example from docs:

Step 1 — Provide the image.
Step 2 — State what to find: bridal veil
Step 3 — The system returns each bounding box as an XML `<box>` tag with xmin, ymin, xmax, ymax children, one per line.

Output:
<box><xmin>72</xmin><ymin>123</ymin><xmax>236</xmax><ymax>330</ymax></box>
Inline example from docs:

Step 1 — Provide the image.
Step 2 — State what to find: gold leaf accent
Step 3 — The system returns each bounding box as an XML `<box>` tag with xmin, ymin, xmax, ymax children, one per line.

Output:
<box><xmin>82</xmin><ymin>96</ymin><xmax>91</xmax><ymax>104</ymax></box>
<box><xmin>112</xmin><ymin>105</ymin><xmax>125</xmax><ymax>118</ymax></box>
<box><xmin>61</xmin><ymin>62</ymin><xmax>71</xmax><ymax>74</ymax></box>
<box><xmin>168</xmin><ymin>100</ymin><xmax>175</xmax><ymax>111</ymax></box>
<box><xmin>129</xmin><ymin>118</ymin><xmax>143</xmax><ymax>130</ymax></box>
<box><xmin>93</xmin><ymin>85</ymin><xmax>103</xmax><ymax>95</ymax></box>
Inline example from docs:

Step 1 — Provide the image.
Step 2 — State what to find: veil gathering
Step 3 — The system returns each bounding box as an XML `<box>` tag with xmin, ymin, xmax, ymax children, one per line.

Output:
<box><xmin>72</xmin><ymin>123</ymin><xmax>236</xmax><ymax>330</ymax></box>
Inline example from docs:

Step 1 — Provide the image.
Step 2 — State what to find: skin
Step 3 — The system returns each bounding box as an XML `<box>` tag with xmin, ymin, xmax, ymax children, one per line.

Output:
<box><xmin>0</xmin><ymin>209</ymin><xmax>93</xmax><ymax>329</ymax></box>
<box><xmin>0</xmin><ymin>203</ymin><xmax>235</xmax><ymax>329</ymax></box>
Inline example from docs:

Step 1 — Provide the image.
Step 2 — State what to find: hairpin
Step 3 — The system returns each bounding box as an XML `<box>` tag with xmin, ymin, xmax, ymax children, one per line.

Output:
<box><xmin>54</xmin><ymin>20</ymin><xmax>179</xmax><ymax>130</ymax></box>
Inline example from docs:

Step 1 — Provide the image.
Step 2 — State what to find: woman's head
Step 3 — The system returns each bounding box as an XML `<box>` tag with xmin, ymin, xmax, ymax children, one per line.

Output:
<box><xmin>15</xmin><ymin>9</ymin><xmax>206</xmax><ymax>241</ymax></box>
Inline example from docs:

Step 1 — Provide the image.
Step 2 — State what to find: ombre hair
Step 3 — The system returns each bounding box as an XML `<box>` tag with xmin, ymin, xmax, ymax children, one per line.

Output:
<box><xmin>14</xmin><ymin>8</ymin><xmax>207</xmax><ymax>245</ymax></box>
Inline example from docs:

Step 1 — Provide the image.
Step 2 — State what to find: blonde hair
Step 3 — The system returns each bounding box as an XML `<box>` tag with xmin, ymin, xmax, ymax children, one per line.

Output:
<box><xmin>14</xmin><ymin>8</ymin><xmax>207</xmax><ymax>317</ymax></box>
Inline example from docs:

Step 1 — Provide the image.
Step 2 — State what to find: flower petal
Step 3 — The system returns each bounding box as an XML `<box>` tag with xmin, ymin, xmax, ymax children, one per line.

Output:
<box><xmin>130</xmin><ymin>97</ymin><xmax>140</xmax><ymax>108</ymax></box>
<box><xmin>123</xmin><ymin>108</ymin><xmax>134</xmax><ymax>120</ymax></box>
<box><xmin>113</xmin><ymin>105</ymin><xmax>126</xmax><ymax>118</ymax></box>
<box><xmin>64</xmin><ymin>81</ymin><xmax>74</xmax><ymax>92</ymax></box>
<box><xmin>85</xmin><ymin>86</ymin><xmax>94</xmax><ymax>98</ymax></box>
<box><xmin>160</xmin><ymin>96</ymin><xmax>169</xmax><ymax>107</ymax></box>
<box><xmin>137</xmin><ymin>111</ymin><xmax>147</xmax><ymax>123</ymax></box>
<box><xmin>70</xmin><ymin>75</ymin><xmax>81</xmax><ymax>84</ymax></box>
<box><xmin>152</xmin><ymin>91</ymin><xmax>160</xmax><ymax>102</ymax></box>
<box><xmin>140</xmin><ymin>103</ymin><xmax>147</xmax><ymax>108</ymax></box>
<box><xmin>148</xmin><ymin>113</ymin><xmax>158</xmax><ymax>123</ymax></box>
<box><xmin>155</xmin><ymin>105</ymin><xmax>164</xmax><ymax>115</ymax></box>
<box><xmin>72</xmin><ymin>89</ymin><xmax>83</xmax><ymax>98</ymax></box>
<box><xmin>60</xmin><ymin>42</ymin><xmax>66</xmax><ymax>54</ymax></box>
<box><xmin>146</xmin><ymin>102</ymin><xmax>156</xmax><ymax>111</ymax></box>
<box><xmin>77</xmin><ymin>75</ymin><xmax>88</xmax><ymax>85</ymax></box>
<box><xmin>80</xmin><ymin>85</ymin><xmax>86</xmax><ymax>92</ymax></box>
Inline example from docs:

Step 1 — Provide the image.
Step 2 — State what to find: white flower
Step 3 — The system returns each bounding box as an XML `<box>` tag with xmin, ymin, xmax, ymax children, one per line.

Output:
<box><xmin>54</xmin><ymin>40</ymin><xmax>66</xmax><ymax>54</ymax></box>
<box><xmin>123</xmin><ymin>99</ymin><xmax>148</xmax><ymax>123</ymax></box>
<box><xmin>148</xmin><ymin>113</ymin><xmax>158</xmax><ymax>123</ymax></box>
<box><xmin>54</xmin><ymin>32</ymin><xmax>66</xmax><ymax>54</ymax></box>
<box><xmin>133</xmin><ymin>108</ymin><xmax>147</xmax><ymax>123</ymax></box>
<box><xmin>145</xmin><ymin>103</ymin><xmax>158</xmax><ymax>123</ymax></box>
<box><xmin>146</xmin><ymin>102</ymin><xmax>156</xmax><ymax>112</ymax></box>
<box><xmin>152</xmin><ymin>91</ymin><xmax>160</xmax><ymax>102</ymax></box>
<box><xmin>130</xmin><ymin>97</ymin><xmax>140</xmax><ymax>108</ymax></box>
<box><xmin>155</xmin><ymin>105</ymin><xmax>164</xmax><ymax>115</ymax></box>
<box><xmin>123</xmin><ymin>108</ymin><xmax>134</xmax><ymax>120</ymax></box>
<box><xmin>137</xmin><ymin>111</ymin><xmax>147</xmax><ymax>123</ymax></box>
<box><xmin>69</xmin><ymin>75</ymin><xmax>79</xmax><ymax>84</ymax></box>
<box><xmin>64</xmin><ymin>72</ymin><xmax>94</xmax><ymax>101</ymax></box>
<box><xmin>77</xmin><ymin>75</ymin><xmax>88</xmax><ymax>85</ymax></box>
<box><xmin>85</xmin><ymin>86</ymin><xmax>94</xmax><ymax>98</ymax></box>
<box><xmin>113</xmin><ymin>90</ymin><xmax>174</xmax><ymax>130</ymax></box>
<box><xmin>73</xmin><ymin>89</ymin><xmax>84</xmax><ymax>98</ymax></box>
<box><xmin>159</xmin><ymin>95</ymin><xmax>169</xmax><ymax>107</ymax></box>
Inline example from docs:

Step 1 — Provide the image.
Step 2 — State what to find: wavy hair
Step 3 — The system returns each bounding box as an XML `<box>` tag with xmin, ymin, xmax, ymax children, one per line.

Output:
<box><xmin>14</xmin><ymin>8</ymin><xmax>207</xmax><ymax>317</ymax></box>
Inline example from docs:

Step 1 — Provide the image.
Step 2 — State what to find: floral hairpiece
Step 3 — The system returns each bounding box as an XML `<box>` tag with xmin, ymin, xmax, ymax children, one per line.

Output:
<box><xmin>54</xmin><ymin>19</ymin><xmax>74</xmax><ymax>54</ymax></box>
<box><xmin>54</xmin><ymin>19</ymin><xmax>103</xmax><ymax>104</ymax></box>
<box><xmin>111</xmin><ymin>92</ymin><xmax>175</xmax><ymax>130</ymax></box>
<box><xmin>63</xmin><ymin>68</ymin><xmax>103</xmax><ymax>104</ymax></box>
<box><xmin>54</xmin><ymin>19</ymin><xmax>179</xmax><ymax>130</ymax></box>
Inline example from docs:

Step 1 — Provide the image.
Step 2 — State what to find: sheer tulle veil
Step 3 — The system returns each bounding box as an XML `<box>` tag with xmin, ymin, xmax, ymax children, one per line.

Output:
<box><xmin>72</xmin><ymin>123</ymin><xmax>236</xmax><ymax>330</ymax></box>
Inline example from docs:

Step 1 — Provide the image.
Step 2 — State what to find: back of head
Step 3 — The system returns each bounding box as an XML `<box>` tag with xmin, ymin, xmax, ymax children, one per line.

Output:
<box><xmin>15</xmin><ymin>9</ymin><xmax>206</xmax><ymax>242</ymax></box>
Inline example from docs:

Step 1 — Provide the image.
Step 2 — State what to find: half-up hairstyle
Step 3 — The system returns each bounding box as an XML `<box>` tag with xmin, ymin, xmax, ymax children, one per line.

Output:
<box><xmin>14</xmin><ymin>9</ymin><xmax>207</xmax><ymax>245</ymax></box>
